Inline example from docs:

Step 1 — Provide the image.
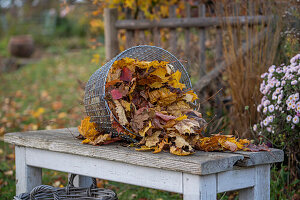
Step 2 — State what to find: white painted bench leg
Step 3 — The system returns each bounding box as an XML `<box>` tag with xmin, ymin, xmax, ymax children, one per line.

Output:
<box><xmin>15</xmin><ymin>146</ymin><xmax>42</xmax><ymax>195</ymax></box>
<box><xmin>239</xmin><ymin>164</ymin><xmax>270</xmax><ymax>200</ymax></box>
<box><xmin>183</xmin><ymin>173</ymin><xmax>217</xmax><ymax>200</ymax></box>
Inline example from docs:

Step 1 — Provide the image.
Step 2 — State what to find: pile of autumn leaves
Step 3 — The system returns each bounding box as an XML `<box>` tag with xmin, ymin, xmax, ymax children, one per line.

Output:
<box><xmin>78</xmin><ymin>58</ymin><xmax>252</xmax><ymax>156</ymax></box>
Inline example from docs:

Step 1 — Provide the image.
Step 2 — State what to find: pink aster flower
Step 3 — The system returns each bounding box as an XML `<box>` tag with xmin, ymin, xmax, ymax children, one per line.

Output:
<box><xmin>291</xmin><ymin>80</ymin><xmax>298</xmax><ymax>85</ymax></box>
<box><xmin>292</xmin><ymin>116</ymin><xmax>299</xmax><ymax>124</ymax></box>
<box><xmin>286</xmin><ymin>115</ymin><xmax>292</xmax><ymax>122</ymax></box>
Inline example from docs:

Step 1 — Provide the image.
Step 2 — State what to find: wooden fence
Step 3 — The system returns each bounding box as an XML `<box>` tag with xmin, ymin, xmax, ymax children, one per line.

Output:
<box><xmin>104</xmin><ymin>2</ymin><xmax>269</xmax><ymax>93</ymax></box>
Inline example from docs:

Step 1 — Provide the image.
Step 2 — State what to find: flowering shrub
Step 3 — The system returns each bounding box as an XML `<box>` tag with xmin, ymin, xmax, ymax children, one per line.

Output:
<box><xmin>253</xmin><ymin>54</ymin><xmax>300</xmax><ymax>148</ymax></box>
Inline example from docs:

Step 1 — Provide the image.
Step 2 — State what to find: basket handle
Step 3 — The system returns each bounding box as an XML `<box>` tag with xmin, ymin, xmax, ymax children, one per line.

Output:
<box><xmin>30</xmin><ymin>185</ymin><xmax>60</xmax><ymax>200</ymax></box>
<box><xmin>68</xmin><ymin>174</ymin><xmax>97</xmax><ymax>189</ymax></box>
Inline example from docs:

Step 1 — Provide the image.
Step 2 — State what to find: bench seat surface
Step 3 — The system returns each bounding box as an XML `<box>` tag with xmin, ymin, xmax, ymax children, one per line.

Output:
<box><xmin>4</xmin><ymin>128</ymin><xmax>283</xmax><ymax>175</ymax></box>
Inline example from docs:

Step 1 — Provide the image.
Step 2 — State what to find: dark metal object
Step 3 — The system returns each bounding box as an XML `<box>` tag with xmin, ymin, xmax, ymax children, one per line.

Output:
<box><xmin>84</xmin><ymin>45</ymin><xmax>192</xmax><ymax>142</ymax></box>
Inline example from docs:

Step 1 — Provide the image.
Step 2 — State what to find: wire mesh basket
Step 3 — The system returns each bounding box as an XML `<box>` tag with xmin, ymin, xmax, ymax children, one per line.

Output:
<box><xmin>14</xmin><ymin>174</ymin><xmax>117</xmax><ymax>200</ymax></box>
<box><xmin>84</xmin><ymin>45</ymin><xmax>193</xmax><ymax>142</ymax></box>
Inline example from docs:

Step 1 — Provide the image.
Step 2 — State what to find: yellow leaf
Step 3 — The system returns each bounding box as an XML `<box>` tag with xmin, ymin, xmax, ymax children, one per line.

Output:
<box><xmin>135</xmin><ymin>145</ymin><xmax>155</xmax><ymax>151</ymax></box>
<box><xmin>170</xmin><ymin>146</ymin><xmax>192</xmax><ymax>156</ymax></box>
<box><xmin>168</xmin><ymin>71</ymin><xmax>186</xmax><ymax>90</ymax></box>
<box><xmin>31</xmin><ymin>107</ymin><xmax>45</xmax><ymax>118</ymax></box>
<box><xmin>149</xmin><ymin>81</ymin><xmax>163</xmax><ymax>88</ymax></box>
<box><xmin>176</xmin><ymin>115</ymin><xmax>187</xmax><ymax>121</ymax></box>
<box><xmin>148</xmin><ymin>87</ymin><xmax>177</xmax><ymax>106</ymax></box>
<box><xmin>124</xmin><ymin>0</ymin><xmax>135</xmax><ymax>8</ymax></box>
<box><xmin>139</xmin><ymin>121</ymin><xmax>151</xmax><ymax>137</ymax></box>
<box><xmin>91</xmin><ymin>54</ymin><xmax>100</xmax><ymax>64</ymax></box>
<box><xmin>78</xmin><ymin>117</ymin><xmax>99</xmax><ymax>141</ymax></box>
<box><xmin>82</xmin><ymin>138</ymin><xmax>91</xmax><ymax>144</ymax></box>
<box><xmin>183</xmin><ymin>90</ymin><xmax>198</xmax><ymax>102</ymax></box>
<box><xmin>120</xmin><ymin>100</ymin><xmax>131</xmax><ymax>112</ymax></box>
<box><xmin>150</xmin><ymin>67</ymin><xmax>168</xmax><ymax>82</ymax></box>
<box><xmin>58</xmin><ymin>112</ymin><xmax>67</xmax><ymax>119</ymax></box>
<box><xmin>160</xmin><ymin>5</ymin><xmax>169</xmax><ymax>17</ymax></box>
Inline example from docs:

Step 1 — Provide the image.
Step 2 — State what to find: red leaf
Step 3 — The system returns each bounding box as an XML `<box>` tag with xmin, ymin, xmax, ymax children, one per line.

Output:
<box><xmin>112</xmin><ymin>121</ymin><xmax>124</xmax><ymax>133</ymax></box>
<box><xmin>111</xmin><ymin>89</ymin><xmax>123</xmax><ymax>99</ymax></box>
<box><xmin>102</xmin><ymin>137</ymin><xmax>121</xmax><ymax>145</ymax></box>
<box><xmin>120</xmin><ymin>67</ymin><xmax>133</xmax><ymax>82</ymax></box>
<box><xmin>155</xmin><ymin>112</ymin><xmax>176</xmax><ymax>121</ymax></box>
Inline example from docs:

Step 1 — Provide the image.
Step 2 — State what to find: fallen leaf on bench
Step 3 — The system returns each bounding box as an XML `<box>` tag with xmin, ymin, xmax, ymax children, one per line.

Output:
<box><xmin>244</xmin><ymin>143</ymin><xmax>271</xmax><ymax>152</ymax></box>
<box><xmin>194</xmin><ymin>134</ymin><xmax>250</xmax><ymax>152</ymax></box>
<box><xmin>4</xmin><ymin>170</ymin><xmax>13</xmax><ymax>176</ymax></box>
<box><xmin>78</xmin><ymin>117</ymin><xmax>114</xmax><ymax>145</ymax></box>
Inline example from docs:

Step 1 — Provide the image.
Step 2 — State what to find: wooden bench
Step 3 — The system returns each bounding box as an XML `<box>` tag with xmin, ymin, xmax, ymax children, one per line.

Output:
<box><xmin>5</xmin><ymin>128</ymin><xmax>283</xmax><ymax>200</ymax></box>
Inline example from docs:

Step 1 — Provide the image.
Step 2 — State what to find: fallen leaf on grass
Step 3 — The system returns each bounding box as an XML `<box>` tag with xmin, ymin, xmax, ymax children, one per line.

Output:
<box><xmin>4</xmin><ymin>170</ymin><xmax>13</xmax><ymax>176</ymax></box>
<box><xmin>6</xmin><ymin>153</ymin><xmax>15</xmax><ymax>160</ymax></box>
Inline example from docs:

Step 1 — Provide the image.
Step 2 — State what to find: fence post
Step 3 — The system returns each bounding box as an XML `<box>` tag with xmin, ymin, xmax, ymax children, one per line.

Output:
<box><xmin>125</xmin><ymin>8</ymin><xmax>134</xmax><ymax>49</ymax></box>
<box><xmin>169</xmin><ymin>5</ymin><xmax>177</xmax><ymax>54</ymax></box>
<box><xmin>104</xmin><ymin>8</ymin><xmax>119</xmax><ymax>60</ymax></box>
<box><xmin>215</xmin><ymin>1</ymin><xmax>224</xmax><ymax>118</ymax></box>
<box><xmin>198</xmin><ymin>3</ymin><xmax>206</xmax><ymax>77</ymax></box>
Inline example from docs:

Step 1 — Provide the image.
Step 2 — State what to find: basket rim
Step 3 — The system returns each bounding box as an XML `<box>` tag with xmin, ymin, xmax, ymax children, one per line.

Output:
<box><xmin>102</xmin><ymin>45</ymin><xmax>192</xmax><ymax>97</ymax></box>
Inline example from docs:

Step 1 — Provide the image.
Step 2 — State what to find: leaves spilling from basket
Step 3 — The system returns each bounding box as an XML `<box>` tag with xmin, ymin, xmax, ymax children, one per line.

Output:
<box><xmin>78</xmin><ymin>57</ymin><xmax>270</xmax><ymax>156</ymax></box>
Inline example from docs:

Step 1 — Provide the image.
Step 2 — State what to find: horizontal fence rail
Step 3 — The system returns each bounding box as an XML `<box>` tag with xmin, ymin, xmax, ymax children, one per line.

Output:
<box><xmin>115</xmin><ymin>15</ymin><xmax>270</xmax><ymax>30</ymax></box>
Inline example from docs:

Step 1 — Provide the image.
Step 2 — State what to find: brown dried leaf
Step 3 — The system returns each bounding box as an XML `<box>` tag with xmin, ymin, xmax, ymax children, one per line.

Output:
<box><xmin>139</xmin><ymin>121</ymin><xmax>151</xmax><ymax>137</ymax></box>
<box><xmin>170</xmin><ymin>146</ymin><xmax>192</xmax><ymax>156</ymax></box>
<box><xmin>114</xmin><ymin>100</ymin><xmax>128</xmax><ymax>125</ymax></box>
<box><xmin>145</xmin><ymin>131</ymin><xmax>161</xmax><ymax>147</ymax></box>
<box><xmin>130</xmin><ymin>109</ymin><xmax>150</xmax><ymax>132</ymax></box>
<box><xmin>174</xmin><ymin>119</ymin><xmax>199</xmax><ymax>135</ymax></box>
<box><xmin>155</xmin><ymin>112</ymin><xmax>176</xmax><ymax>121</ymax></box>
<box><xmin>120</xmin><ymin>100</ymin><xmax>131</xmax><ymax>112</ymax></box>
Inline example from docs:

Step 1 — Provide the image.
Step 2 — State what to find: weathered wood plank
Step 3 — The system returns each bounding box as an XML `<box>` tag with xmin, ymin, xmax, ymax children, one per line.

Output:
<box><xmin>5</xmin><ymin>128</ymin><xmax>283</xmax><ymax>173</ymax></box>
<box><xmin>169</xmin><ymin>5</ymin><xmax>177</xmax><ymax>53</ymax></box>
<box><xmin>184</xmin><ymin>3</ymin><xmax>191</xmax><ymax>58</ymax></box>
<box><xmin>5</xmin><ymin>129</ymin><xmax>244</xmax><ymax>175</ymax></box>
<box><xmin>152</xmin><ymin>7</ymin><xmax>160</xmax><ymax>46</ymax></box>
<box><xmin>215</xmin><ymin>1</ymin><xmax>224</xmax><ymax>118</ymax></box>
<box><xmin>26</xmin><ymin>147</ymin><xmax>183</xmax><ymax>193</ymax></box>
<box><xmin>104</xmin><ymin>8</ymin><xmax>119</xmax><ymax>60</ymax></box>
<box><xmin>183</xmin><ymin>173</ymin><xmax>217</xmax><ymax>200</ymax></box>
<box><xmin>232</xmin><ymin>3</ymin><xmax>240</xmax><ymax>49</ymax></box>
<box><xmin>239</xmin><ymin>164</ymin><xmax>270</xmax><ymax>200</ymax></box>
<box><xmin>217</xmin><ymin>167</ymin><xmax>255</xmax><ymax>193</ymax></box>
<box><xmin>198</xmin><ymin>3</ymin><xmax>206</xmax><ymax>77</ymax></box>
<box><xmin>125</xmin><ymin>8</ymin><xmax>134</xmax><ymax>49</ymax></box>
<box><xmin>234</xmin><ymin>149</ymin><xmax>284</xmax><ymax>167</ymax></box>
<box><xmin>153</xmin><ymin>27</ymin><xmax>160</xmax><ymax>46</ymax></box>
<box><xmin>115</xmin><ymin>16</ymin><xmax>270</xmax><ymax>30</ymax></box>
